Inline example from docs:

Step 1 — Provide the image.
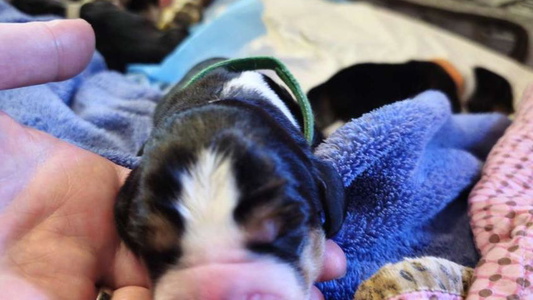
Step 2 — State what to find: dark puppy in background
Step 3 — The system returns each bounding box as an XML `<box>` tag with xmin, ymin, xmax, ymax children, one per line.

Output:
<box><xmin>10</xmin><ymin>0</ymin><xmax>191</xmax><ymax>72</ymax></box>
<box><xmin>115</xmin><ymin>60</ymin><xmax>346</xmax><ymax>299</ymax></box>
<box><xmin>467</xmin><ymin>67</ymin><xmax>514</xmax><ymax>114</ymax></box>
<box><xmin>80</xmin><ymin>1</ymin><xmax>188</xmax><ymax>72</ymax></box>
<box><xmin>10</xmin><ymin>0</ymin><xmax>66</xmax><ymax>16</ymax></box>
<box><xmin>9</xmin><ymin>0</ymin><xmax>158</xmax><ymax>19</ymax></box>
<box><xmin>308</xmin><ymin>60</ymin><xmax>462</xmax><ymax>131</ymax></box>
<box><xmin>308</xmin><ymin>60</ymin><xmax>514</xmax><ymax>132</ymax></box>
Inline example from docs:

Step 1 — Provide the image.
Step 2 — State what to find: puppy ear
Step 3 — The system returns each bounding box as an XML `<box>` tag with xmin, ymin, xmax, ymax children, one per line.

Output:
<box><xmin>115</xmin><ymin>166</ymin><xmax>182</xmax><ymax>254</ymax></box>
<box><xmin>313</xmin><ymin>159</ymin><xmax>346</xmax><ymax>238</ymax></box>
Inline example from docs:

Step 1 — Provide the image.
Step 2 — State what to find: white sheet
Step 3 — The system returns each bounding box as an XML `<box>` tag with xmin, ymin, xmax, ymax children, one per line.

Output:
<box><xmin>239</xmin><ymin>0</ymin><xmax>533</xmax><ymax>108</ymax></box>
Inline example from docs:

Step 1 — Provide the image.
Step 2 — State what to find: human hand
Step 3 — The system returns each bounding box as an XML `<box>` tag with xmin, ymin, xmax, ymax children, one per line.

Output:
<box><xmin>0</xmin><ymin>20</ymin><xmax>346</xmax><ymax>300</ymax></box>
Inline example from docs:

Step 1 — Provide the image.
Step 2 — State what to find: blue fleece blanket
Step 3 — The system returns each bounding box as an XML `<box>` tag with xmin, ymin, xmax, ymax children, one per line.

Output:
<box><xmin>315</xmin><ymin>91</ymin><xmax>510</xmax><ymax>299</ymax></box>
<box><xmin>0</xmin><ymin>2</ymin><xmax>511</xmax><ymax>299</ymax></box>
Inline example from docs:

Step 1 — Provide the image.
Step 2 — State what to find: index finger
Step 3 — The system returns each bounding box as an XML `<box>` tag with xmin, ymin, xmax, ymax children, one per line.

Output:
<box><xmin>0</xmin><ymin>19</ymin><xmax>95</xmax><ymax>90</ymax></box>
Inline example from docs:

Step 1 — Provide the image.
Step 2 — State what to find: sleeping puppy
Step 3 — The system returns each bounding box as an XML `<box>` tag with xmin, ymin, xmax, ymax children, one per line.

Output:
<box><xmin>115</xmin><ymin>61</ymin><xmax>346</xmax><ymax>299</ymax></box>
<box><xmin>307</xmin><ymin>60</ymin><xmax>461</xmax><ymax>131</ymax></box>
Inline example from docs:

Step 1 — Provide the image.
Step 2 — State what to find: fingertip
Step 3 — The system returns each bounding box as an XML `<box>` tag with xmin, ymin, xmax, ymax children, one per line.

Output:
<box><xmin>0</xmin><ymin>20</ymin><xmax>95</xmax><ymax>90</ymax></box>
<box><xmin>310</xmin><ymin>286</ymin><xmax>325</xmax><ymax>300</ymax></box>
<box><xmin>318</xmin><ymin>240</ymin><xmax>347</xmax><ymax>282</ymax></box>
<box><xmin>43</xmin><ymin>19</ymin><xmax>95</xmax><ymax>81</ymax></box>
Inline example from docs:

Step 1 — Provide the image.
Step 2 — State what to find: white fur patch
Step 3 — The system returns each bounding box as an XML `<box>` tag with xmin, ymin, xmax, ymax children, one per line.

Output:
<box><xmin>176</xmin><ymin>149</ymin><xmax>248</xmax><ymax>267</ymax></box>
<box><xmin>221</xmin><ymin>71</ymin><xmax>300</xmax><ymax>129</ymax></box>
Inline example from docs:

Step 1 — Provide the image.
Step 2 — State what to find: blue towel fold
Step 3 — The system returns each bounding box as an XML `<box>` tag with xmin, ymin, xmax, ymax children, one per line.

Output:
<box><xmin>315</xmin><ymin>91</ymin><xmax>510</xmax><ymax>299</ymax></box>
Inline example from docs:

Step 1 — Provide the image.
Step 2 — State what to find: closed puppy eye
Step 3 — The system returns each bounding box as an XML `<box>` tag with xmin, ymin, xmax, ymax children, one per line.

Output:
<box><xmin>242</xmin><ymin>207</ymin><xmax>283</xmax><ymax>244</ymax></box>
<box><xmin>240</xmin><ymin>200</ymin><xmax>308</xmax><ymax>248</ymax></box>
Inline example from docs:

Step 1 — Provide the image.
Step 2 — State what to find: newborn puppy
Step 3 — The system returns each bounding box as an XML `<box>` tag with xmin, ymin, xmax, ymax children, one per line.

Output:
<box><xmin>115</xmin><ymin>62</ymin><xmax>346</xmax><ymax>299</ymax></box>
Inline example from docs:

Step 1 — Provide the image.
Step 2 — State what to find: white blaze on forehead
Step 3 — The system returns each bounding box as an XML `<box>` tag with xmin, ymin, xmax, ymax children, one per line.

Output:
<box><xmin>176</xmin><ymin>149</ymin><xmax>247</xmax><ymax>266</ymax></box>
<box><xmin>221</xmin><ymin>71</ymin><xmax>300</xmax><ymax>129</ymax></box>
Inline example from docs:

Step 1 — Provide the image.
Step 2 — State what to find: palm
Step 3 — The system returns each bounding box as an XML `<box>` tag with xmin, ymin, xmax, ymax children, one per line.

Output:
<box><xmin>0</xmin><ymin>113</ymin><xmax>147</xmax><ymax>299</ymax></box>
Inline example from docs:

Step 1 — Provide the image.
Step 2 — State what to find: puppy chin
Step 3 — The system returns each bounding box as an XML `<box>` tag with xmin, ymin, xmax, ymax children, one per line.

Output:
<box><xmin>151</xmin><ymin>228</ymin><xmax>325</xmax><ymax>300</ymax></box>
<box><xmin>154</xmin><ymin>259</ymin><xmax>306</xmax><ymax>300</ymax></box>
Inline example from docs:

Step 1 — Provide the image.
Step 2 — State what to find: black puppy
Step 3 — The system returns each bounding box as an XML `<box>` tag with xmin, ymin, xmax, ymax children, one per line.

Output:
<box><xmin>11</xmin><ymin>0</ymin><xmax>189</xmax><ymax>72</ymax></box>
<box><xmin>115</xmin><ymin>61</ymin><xmax>346</xmax><ymax>299</ymax></box>
<box><xmin>10</xmin><ymin>0</ymin><xmax>66</xmax><ymax>16</ymax></box>
<box><xmin>9</xmin><ymin>0</ymin><xmax>158</xmax><ymax>19</ymax></box>
<box><xmin>80</xmin><ymin>1</ymin><xmax>188</xmax><ymax>72</ymax></box>
<box><xmin>308</xmin><ymin>60</ymin><xmax>461</xmax><ymax>131</ymax></box>
<box><xmin>466</xmin><ymin>67</ymin><xmax>514</xmax><ymax>114</ymax></box>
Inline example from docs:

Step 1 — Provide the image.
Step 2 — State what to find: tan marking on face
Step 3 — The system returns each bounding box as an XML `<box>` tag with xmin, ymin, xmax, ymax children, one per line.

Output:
<box><xmin>300</xmin><ymin>228</ymin><xmax>326</xmax><ymax>288</ymax></box>
<box><xmin>146</xmin><ymin>214</ymin><xmax>180</xmax><ymax>252</ymax></box>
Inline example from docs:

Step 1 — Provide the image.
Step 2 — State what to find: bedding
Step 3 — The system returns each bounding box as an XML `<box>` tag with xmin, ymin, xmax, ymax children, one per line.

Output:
<box><xmin>467</xmin><ymin>84</ymin><xmax>533</xmax><ymax>299</ymax></box>
<box><xmin>354</xmin><ymin>257</ymin><xmax>474</xmax><ymax>300</ymax></box>
<box><xmin>248</xmin><ymin>0</ymin><xmax>533</xmax><ymax>107</ymax></box>
<box><xmin>365</xmin><ymin>0</ymin><xmax>531</xmax><ymax>66</ymax></box>
<box><xmin>314</xmin><ymin>91</ymin><xmax>508</xmax><ymax>299</ymax></box>
<box><xmin>348</xmin><ymin>84</ymin><xmax>533</xmax><ymax>300</ymax></box>
<box><xmin>0</xmin><ymin>1</ymin><xmax>528</xmax><ymax>299</ymax></box>
<box><xmin>131</xmin><ymin>0</ymin><xmax>533</xmax><ymax>110</ymax></box>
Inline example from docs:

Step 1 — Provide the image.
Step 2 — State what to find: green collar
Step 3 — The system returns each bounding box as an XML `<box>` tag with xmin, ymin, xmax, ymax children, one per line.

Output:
<box><xmin>182</xmin><ymin>56</ymin><xmax>315</xmax><ymax>144</ymax></box>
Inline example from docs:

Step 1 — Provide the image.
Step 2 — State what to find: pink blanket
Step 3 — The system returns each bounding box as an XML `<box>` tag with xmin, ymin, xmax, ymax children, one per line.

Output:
<box><xmin>468</xmin><ymin>85</ymin><xmax>533</xmax><ymax>299</ymax></box>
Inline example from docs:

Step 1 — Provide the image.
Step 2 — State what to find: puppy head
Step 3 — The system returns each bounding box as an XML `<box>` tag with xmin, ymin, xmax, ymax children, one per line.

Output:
<box><xmin>117</xmin><ymin>137</ymin><xmax>344</xmax><ymax>298</ymax></box>
<box><xmin>116</xmin><ymin>69</ymin><xmax>345</xmax><ymax>299</ymax></box>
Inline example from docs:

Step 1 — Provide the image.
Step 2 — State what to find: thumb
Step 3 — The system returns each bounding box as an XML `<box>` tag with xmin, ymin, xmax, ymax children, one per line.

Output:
<box><xmin>0</xmin><ymin>19</ymin><xmax>95</xmax><ymax>90</ymax></box>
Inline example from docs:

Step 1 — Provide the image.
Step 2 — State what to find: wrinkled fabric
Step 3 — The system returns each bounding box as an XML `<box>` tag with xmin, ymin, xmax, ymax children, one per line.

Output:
<box><xmin>315</xmin><ymin>91</ymin><xmax>510</xmax><ymax>299</ymax></box>
<box><xmin>467</xmin><ymin>85</ymin><xmax>533</xmax><ymax>300</ymax></box>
